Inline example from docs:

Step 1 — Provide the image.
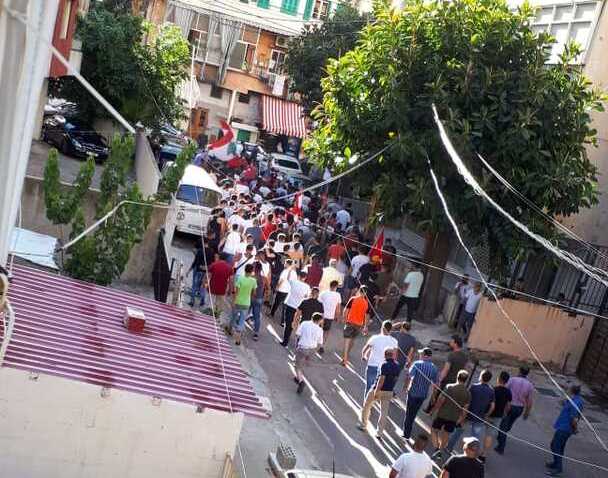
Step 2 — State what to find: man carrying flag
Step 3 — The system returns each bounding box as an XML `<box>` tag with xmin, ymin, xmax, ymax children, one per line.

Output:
<box><xmin>208</xmin><ymin>120</ymin><xmax>237</xmax><ymax>162</ymax></box>
<box><xmin>369</xmin><ymin>227</ymin><xmax>385</xmax><ymax>264</ymax></box>
<box><xmin>291</xmin><ymin>190</ymin><xmax>304</xmax><ymax>217</ymax></box>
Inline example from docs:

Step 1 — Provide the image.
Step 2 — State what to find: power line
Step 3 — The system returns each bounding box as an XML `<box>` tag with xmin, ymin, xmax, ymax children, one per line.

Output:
<box><xmin>432</xmin><ymin>104</ymin><xmax>608</xmax><ymax>289</ymax></box>
<box><xmin>339</xmin><ymin>237</ymin><xmax>608</xmax><ymax>473</ymax></box>
<box><xmin>428</xmin><ymin>159</ymin><xmax>608</xmax><ymax>454</ymax></box>
<box><xmin>476</xmin><ymin>153</ymin><xmax>608</xmax><ymax>268</ymax></box>
<box><xmin>2</xmin><ymin>3</ymin><xmax>135</xmax><ymax>133</ymax></box>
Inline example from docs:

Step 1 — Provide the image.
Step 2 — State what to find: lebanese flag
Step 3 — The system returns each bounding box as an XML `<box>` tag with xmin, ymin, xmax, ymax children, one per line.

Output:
<box><xmin>369</xmin><ymin>228</ymin><xmax>384</xmax><ymax>263</ymax></box>
<box><xmin>290</xmin><ymin>191</ymin><xmax>303</xmax><ymax>217</ymax></box>
<box><xmin>208</xmin><ymin>120</ymin><xmax>236</xmax><ymax>161</ymax></box>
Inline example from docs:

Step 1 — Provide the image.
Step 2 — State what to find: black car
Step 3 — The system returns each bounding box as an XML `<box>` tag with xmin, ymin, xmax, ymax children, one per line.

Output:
<box><xmin>42</xmin><ymin>116</ymin><xmax>109</xmax><ymax>161</ymax></box>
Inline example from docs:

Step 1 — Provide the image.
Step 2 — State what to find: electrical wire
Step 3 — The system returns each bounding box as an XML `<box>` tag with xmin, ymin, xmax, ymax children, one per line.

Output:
<box><xmin>338</xmin><ymin>238</ymin><xmax>608</xmax><ymax>473</ymax></box>
<box><xmin>476</xmin><ymin>153</ymin><xmax>608</xmax><ymax>269</ymax></box>
<box><xmin>427</xmin><ymin>160</ymin><xmax>608</xmax><ymax>455</ymax></box>
<box><xmin>194</xmin><ymin>186</ymin><xmax>250</xmax><ymax>478</ymax></box>
<box><xmin>432</xmin><ymin>104</ymin><xmax>608</xmax><ymax>289</ymax></box>
<box><xmin>2</xmin><ymin>3</ymin><xmax>135</xmax><ymax>134</ymax></box>
<box><xmin>173</xmin><ymin>0</ymin><xmax>371</xmax><ymax>25</ymax></box>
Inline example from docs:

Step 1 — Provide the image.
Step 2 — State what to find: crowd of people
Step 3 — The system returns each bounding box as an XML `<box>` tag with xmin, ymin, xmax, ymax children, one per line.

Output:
<box><xmin>183</xmin><ymin>158</ymin><xmax>583</xmax><ymax>478</ymax></box>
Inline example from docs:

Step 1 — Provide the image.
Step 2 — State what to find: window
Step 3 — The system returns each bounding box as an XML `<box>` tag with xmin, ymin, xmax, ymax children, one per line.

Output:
<box><xmin>238</xmin><ymin>92</ymin><xmax>251</xmax><ymax>103</ymax></box>
<box><xmin>176</xmin><ymin>185</ymin><xmax>220</xmax><ymax>208</ymax></box>
<box><xmin>303</xmin><ymin>0</ymin><xmax>314</xmax><ymax>20</ymax></box>
<box><xmin>228</xmin><ymin>27</ymin><xmax>259</xmax><ymax>71</ymax></box>
<box><xmin>269</xmin><ymin>50</ymin><xmax>287</xmax><ymax>74</ymax></box>
<box><xmin>257</xmin><ymin>0</ymin><xmax>270</xmax><ymax>8</ymax></box>
<box><xmin>281</xmin><ymin>0</ymin><xmax>300</xmax><ymax>15</ymax></box>
<box><xmin>210</xmin><ymin>84</ymin><xmax>223</xmax><ymax>99</ymax></box>
<box><xmin>60</xmin><ymin>0</ymin><xmax>73</xmax><ymax>39</ymax></box>
<box><xmin>530</xmin><ymin>1</ymin><xmax>601</xmax><ymax>64</ymax></box>
<box><xmin>237</xmin><ymin>130</ymin><xmax>251</xmax><ymax>142</ymax></box>
<box><xmin>312</xmin><ymin>0</ymin><xmax>330</xmax><ymax>19</ymax></box>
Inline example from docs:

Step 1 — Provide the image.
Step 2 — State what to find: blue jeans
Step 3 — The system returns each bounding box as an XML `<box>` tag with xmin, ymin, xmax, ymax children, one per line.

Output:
<box><xmin>365</xmin><ymin>365</ymin><xmax>379</xmax><ymax>397</ymax></box>
<box><xmin>403</xmin><ymin>394</ymin><xmax>426</xmax><ymax>438</ymax></box>
<box><xmin>496</xmin><ymin>405</ymin><xmax>524</xmax><ymax>452</ymax></box>
<box><xmin>230</xmin><ymin>305</ymin><xmax>249</xmax><ymax>332</ymax></box>
<box><xmin>189</xmin><ymin>271</ymin><xmax>204</xmax><ymax>306</ymax></box>
<box><xmin>251</xmin><ymin>298</ymin><xmax>263</xmax><ymax>334</ymax></box>
<box><xmin>447</xmin><ymin>420</ymin><xmax>486</xmax><ymax>453</ymax></box>
<box><xmin>549</xmin><ymin>430</ymin><xmax>571</xmax><ymax>472</ymax></box>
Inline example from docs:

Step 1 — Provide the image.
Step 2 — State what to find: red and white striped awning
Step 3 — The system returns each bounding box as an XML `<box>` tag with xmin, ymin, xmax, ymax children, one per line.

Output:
<box><xmin>261</xmin><ymin>95</ymin><xmax>307</xmax><ymax>139</ymax></box>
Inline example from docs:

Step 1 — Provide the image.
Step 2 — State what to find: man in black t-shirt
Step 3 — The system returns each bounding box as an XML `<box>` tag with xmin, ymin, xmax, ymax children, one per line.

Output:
<box><xmin>295</xmin><ymin>287</ymin><xmax>324</xmax><ymax>324</ymax></box>
<box><xmin>441</xmin><ymin>437</ymin><xmax>484</xmax><ymax>478</ymax></box>
<box><xmin>486</xmin><ymin>371</ymin><xmax>512</xmax><ymax>453</ymax></box>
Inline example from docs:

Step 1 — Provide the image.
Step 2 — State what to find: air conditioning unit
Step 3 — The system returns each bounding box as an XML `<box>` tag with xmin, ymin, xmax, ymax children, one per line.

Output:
<box><xmin>275</xmin><ymin>35</ymin><xmax>288</xmax><ymax>48</ymax></box>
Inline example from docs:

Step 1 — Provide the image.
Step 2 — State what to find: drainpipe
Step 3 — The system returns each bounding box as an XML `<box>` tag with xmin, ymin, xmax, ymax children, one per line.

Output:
<box><xmin>227</xmin><ymin>89</ymin><xmax>238</xmax><ymax>123</ymax></box>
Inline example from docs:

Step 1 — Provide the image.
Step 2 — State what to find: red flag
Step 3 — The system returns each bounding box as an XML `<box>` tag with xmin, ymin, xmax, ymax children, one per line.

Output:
<box><xmin>207</xmin><ymin>120</ymin><xmax>236</xmax><ymax>161</ymax></box>
<box><xmin>370</xmin><ymin>228</ymin><xmax>384</xmax><ymax>263</ymax></box>
<box><xmin>290</xmin><ymin>191</ymin><xmax>303</xmax><ymax>217</ymax></box>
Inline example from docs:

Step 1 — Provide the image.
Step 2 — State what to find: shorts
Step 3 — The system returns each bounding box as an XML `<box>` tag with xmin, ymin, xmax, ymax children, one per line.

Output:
<box><xmin>343</xmin><ymin>323</ymin><xmax>362</xmax><ymax>339</ymax></box>
<box><xmin>322</xmin><ymin>318</ymin><xmax>333</xmax><ymax>331</ymax></box>
<box><xmin>432</xmin><ymin>417</ymin><xmax>457</xmax><ymax>433</ymax></box>
<box><xmin>295</xmin><ymin>348</ymin><xmax>315</xmax><ymax>368</ymax></box>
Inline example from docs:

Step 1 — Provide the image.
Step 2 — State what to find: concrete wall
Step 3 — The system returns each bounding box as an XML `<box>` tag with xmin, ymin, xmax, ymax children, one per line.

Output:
<box><xmin>468</xmin><ymin>297</ymin><xmax>595</xmax><ymax>373</ymax></box>
<box><xmin>135</xmin><ymin>131</ymin><xmax>162</xmax><ymax>198</ymax></box>
<box><xmin>0</xmin><ymin>367</ymin><xmax>242</xmax><ymax>478</ymax></box>
<box><xmin>20</xmin><ymin>175</ymin><xmax>166</xmax><ymax>285</ymax></box>
<box><xmin>565</xmin><ymin>8</ymin><xmax>608</xmax><ymax>247</ymax></box>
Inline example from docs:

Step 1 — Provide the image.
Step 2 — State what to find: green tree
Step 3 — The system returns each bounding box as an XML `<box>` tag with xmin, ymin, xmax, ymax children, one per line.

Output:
<box><xmin>50</xmin><ymin>3</ymin><xmax>190</xmax><ymax>130</ymax></box>
<box><xmin>44</xmin><ymin>136</ymin><xmax>154</xmax><ymax>285</ymax></box>
<box><xmin>285</xmin><ymin>5</ymin><xmax>368</xmax><ymax>113</ymax></box>
<box><xmin>307</xmin><ymin>0</ymin><xmax>604</xmax><ymax>318</ymax></box>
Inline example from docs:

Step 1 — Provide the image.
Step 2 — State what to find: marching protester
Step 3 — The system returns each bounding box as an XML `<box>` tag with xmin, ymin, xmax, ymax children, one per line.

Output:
<box><xmin>390</xmin><ymin>434</ymin><xmax>434</xmax><ymax>478</ymax></box>
<box><xmin>317</xmin><ymin>280</ymin><xmax>342</xmax><ymax>353</ymax></box>
<box><xmin>391</xmin><ymin>263</ymin><xmax>424</xmax><ymax>321</ymax></box>
<box><xmin>402</xmin><ymin>347</ymin><xmax>439</xmax><ymax>440</ymax></box>
<box><xmin>361</xmin><ymin>320</ymin><xmax>398</xmax><ymax>396</ymax></box>
<box><xmin>293</xmin><ymin>312</ymin><xmax>324</xmax><ymax>394</ymax></box>
<box><xmin>281</xmin><ymin>270</ymin><xmax>311</xmax><ymax>347</ymax></box>
<box><xmin>358</xmin><ymin>347</ymin><xmax>401</xmax><ymax>440</ymax></box>
<box><xmin>341</xmin><ymin>285</ymin><xmax>370</xmax><ymax>366</ymax></box>
<box><xmin>440</xmin><ymin>437</ymin><xmax>485</xmax><ymax>478</ymax></box>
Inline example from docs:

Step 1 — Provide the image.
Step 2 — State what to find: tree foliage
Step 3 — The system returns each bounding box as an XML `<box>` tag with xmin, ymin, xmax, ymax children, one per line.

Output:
<box><xmin>50</xmin><ymin>3</ymin><xmax>190</xmax><ymax>130</ymax></box>
<box><xmin>285</xmin><ymin>5</ymin><xmax>368</xmax><ymax>113</ymax></box>
<box><xmin>44</xmin><ymin>136</ymin><xmax>154</xmax><ymax>285</ymax></box>
<box><xmin>307</xmin><ymin>0</ymin><xmax>604</xmax><ymax>276</ymax></box>
<box><xmin>43</xmin><ymin>148</ymin><xmax>95</xmax><ymax>225</ymax></box>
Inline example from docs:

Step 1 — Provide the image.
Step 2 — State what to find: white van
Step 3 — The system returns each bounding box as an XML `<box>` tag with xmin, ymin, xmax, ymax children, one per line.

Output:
<box><xmin>172</xmin><ymin>165</ymin><xmax>222</xmax><ymax>236</ymax></box>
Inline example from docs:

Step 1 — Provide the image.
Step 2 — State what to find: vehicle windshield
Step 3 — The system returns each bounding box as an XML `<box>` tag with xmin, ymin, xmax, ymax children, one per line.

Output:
<box><xmin>276</xmin><ymin>159</ymin><xmax>299</xmax><ymax>170</ymax></box>
<box><xmin>176</xmin><ymin>185</ymin><xmax>220</xmax><ymax>208</ymax></box>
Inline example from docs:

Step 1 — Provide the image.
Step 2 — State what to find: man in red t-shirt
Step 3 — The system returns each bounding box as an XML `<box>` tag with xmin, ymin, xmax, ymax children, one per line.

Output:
<box><xmin>327</xmin><ymin>239</ymin><xmax>345</xmax><ymax>262</ymax></box>
<box><xmin>262</xmin><ymin>213</ymin><xmax>277</xmax><ymax>241</ymax></box>
<box><xmin>207</xmin><ymin>253</ymin><xmax>233</xmax><ymax>323</ymax></box>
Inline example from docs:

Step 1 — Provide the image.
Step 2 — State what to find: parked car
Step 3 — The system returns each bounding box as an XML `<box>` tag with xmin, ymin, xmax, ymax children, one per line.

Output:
<box><xmin>42</xmin><ymin>115</ymin><xmax>109</xmax><ymax>161</ymax></box>
<box><xmin>43</xmin><ymin>99</ymin><xmax>78</xmax><ymax>118</ymax></box>
<box><xmin>270</xmin><ymin>153</ymin><xmax>307</xmax><ymax>180</ymax></box>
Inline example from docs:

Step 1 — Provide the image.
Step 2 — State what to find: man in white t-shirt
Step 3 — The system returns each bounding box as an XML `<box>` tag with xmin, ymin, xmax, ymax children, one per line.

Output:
<box><xmin>271</xmin><ymin>259</ymin><xmax>295</xmax><ymax>319</ymax></box>
<box><xmin>390</xmin><ymin>434</ymin><xmax>433</xmax><ymax>478</ymax></box>
<box><xmin>459</xmin><ymin>282</ymin><xmax>483</xmax><ymax>339</ymax></box>
<box><xmin>221</xmin><ymin>223</ymin><xmax>242</xmax><ymax>263</ymax></box>
<box><xmin>319</xmin><ymin>259</ymin><xmax>344</xmax><ymax>292</ymax></box>
<box><xmin>281</xmin><ymin>270</ymin><xmax>311</xmax><ymax>347</ymax></box>
<box><xmin>361</xmin><ymin>320</ymin><xmax>399</xmax><ymax>396</ymax></box>
<box><xmin>294</xmin><ymin>312</ymin><xmax>324</xmax><ymax>394</ymax></box>
<box><xmin>350</xmin><ymin>247</ymin><xmax>370</xmax><ymax>279</ymax></box>
<box><xmin>318</xmin><ymin>280</ymin><xmax>342</xmax><ymax>353</ymax></box>
<box><xmin>336</xmin><ymin>207</ymin><xmax>351</xmax><ymax>230</ymax></box>
<box><xmin>391</xmin><ymin>264</ymin><xmax>424</xmax><ymax>321</ymax></box>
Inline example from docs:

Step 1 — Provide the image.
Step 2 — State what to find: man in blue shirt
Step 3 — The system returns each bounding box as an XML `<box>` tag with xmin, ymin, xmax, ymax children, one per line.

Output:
<box><xmin>545</xmin><ymin>385</ymin><xmax>583</xmax><ymax>476</ymax></box>
<box><xmin>402</xmin><ymin>347</ymin><xmax>439</xmax><ymax>439</ymax></box>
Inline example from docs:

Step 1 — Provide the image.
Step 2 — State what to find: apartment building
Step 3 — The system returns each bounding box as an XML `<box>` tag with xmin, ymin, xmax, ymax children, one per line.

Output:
<box><xmin>165</xmin><ymin>0</ymin><xmax>334</xmax><ymax>156</ymax></box>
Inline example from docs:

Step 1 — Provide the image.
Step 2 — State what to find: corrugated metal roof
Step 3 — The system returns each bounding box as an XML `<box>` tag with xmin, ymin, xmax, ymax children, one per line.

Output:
<box><xmin>2</xmin><ymin>265</ymin><xmax>268</xmax><ymax>419</ymax></box>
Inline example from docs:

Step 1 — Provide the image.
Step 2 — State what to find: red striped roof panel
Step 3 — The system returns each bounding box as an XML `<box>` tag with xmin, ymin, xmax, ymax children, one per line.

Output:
<box><xmin>2</xmin><ymin>265</ymin><xmax>268</xmax><ymax>418</ymax></box>
<box><xmin>262</xmin><ymin>95</ymin><xmax>307</xmax><ymax>139</ymax></box>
